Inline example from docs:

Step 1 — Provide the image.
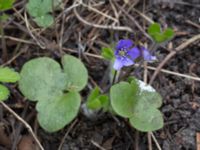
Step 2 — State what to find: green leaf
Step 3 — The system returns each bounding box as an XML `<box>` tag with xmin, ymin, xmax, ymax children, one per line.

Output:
<box><xmin>62</xmin><ymin>55</ymin><xmax>88</xmax><ymax>92</ymax></box>
<box><xmin>163</xmin><ymin>28</ymin><xmax>174</xmax><ymax>40</ymax></box>
<box><xmin>130</xmin><ymin>79</ymin><xmax>163</xmax><ymax>131</ymax></box>
<box><xmin>86</xmin><ymin>87</ymin><xmax>101</xmax><ymax>109</ymax></box>
<box><xmin>129</xmin><ymin>108</ymin><xmax>163</xmax><ymax>132</ymax></box>
<box><xmin>34</xmin><ymin>15</ymin><xmax>54</xmax><ymax>28</ymax></box>
<box><xmin>110</xmin><ymin>82</ymin><xmax>138</xmax><ymax>118</ymax></box>
<box><xmin>0</xmin><ymin>0</ymin><xmax>15</xmax><ymax>11</ymax></box>
<box><xmin>86</xmin><ymin>87</ymin><xmax>109</xmax><ymax>110</ymax></box>
<box><xmin>26</xmin><ymin>0</ymin><xmax>53</xmax><ymax>16</ymax></box>
<box><xmin>0</xmin><ymin>13</ymin><xmax>9</xmax><ymax>22</ymax></box>
<box><xmin>101</xmin><ymin>47</ymin><xmax>114</xmax><ymax>60</ymax></box>
<box><xmin>19</xmin><ymin>57</ymin><xmax>66</xmax><ymax>101</ymax></box>
<box><xmin>99</xmin><ymin>95</ymin><xmax>109</xmax><ymax>111</ymax></box>
<box><xmin>0</xmin><ymin>84</ymin><xmax>10</xmax><ymax>101</ymax></box>
<box><xmin>110</xmin><ymin>79</ymin><xmax>163</xmax><ymax>132</ymax></box>
<box><xmin>0</xmin><ymin>67</ymin><xmax>20</xmax><ymax>83</ymax></box>
<box><xmin>36</xmin><ymin>92</ymin><xmax>81</xmax><ymax>132</ymax></box>
<box><xmin>147</xmin><ymin>23</ymin><xmax>161</xmax><ymax>37</ymax></box>
<box><xmin>148</xmin><ymin>23</ymin><xmax>174</xmax><ymax>43</ymax></box>
<box><xmin>26</xmin><ymin>0</ymin><xmax>61</xmax><ymax>27</ymax></box>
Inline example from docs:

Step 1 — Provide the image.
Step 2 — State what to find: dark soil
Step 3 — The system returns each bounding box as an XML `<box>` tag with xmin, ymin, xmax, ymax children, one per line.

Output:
<box><xmin>0</xmin><ymin>0</ymin><xmax>200</xmax><ymax>150</ymax></box>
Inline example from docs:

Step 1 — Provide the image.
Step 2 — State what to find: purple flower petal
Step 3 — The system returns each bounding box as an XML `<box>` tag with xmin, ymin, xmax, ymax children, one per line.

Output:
<box><xmin>122</xmin><ymin>58</ymin><xmax>134</xmax><ymax>66</ymax></box>
<box><xmin>127</xmin><ymin>47</ymin><xmax>140</xmax><ymax>60</ymax></box>
<box><xmin>141</xmin><ymin>47</ymin><xmax>157</xmax><ymax>61</ymax></box>
<box><xmin>113</xmin><ymin>58</ymin><xmax>123</xmax><ymax>70</ymax></box>
<box><xmin>116</xmin><ymin>39</ymin><xmax>133</xmax><ymax>50</ymax></box>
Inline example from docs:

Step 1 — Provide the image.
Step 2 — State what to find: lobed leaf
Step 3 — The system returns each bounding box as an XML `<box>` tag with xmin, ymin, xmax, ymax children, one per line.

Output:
<box><xmin>110</xmin><ymin>78</ymin><xmax>163</xmax><ymax>132</ymax></box>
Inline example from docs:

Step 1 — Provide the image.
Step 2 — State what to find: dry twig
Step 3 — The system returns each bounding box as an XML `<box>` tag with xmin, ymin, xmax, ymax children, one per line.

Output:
<box><xmin>0</xmin><ymin>102</ymin><xmax>44</xmax><ymax>150</ymax></box>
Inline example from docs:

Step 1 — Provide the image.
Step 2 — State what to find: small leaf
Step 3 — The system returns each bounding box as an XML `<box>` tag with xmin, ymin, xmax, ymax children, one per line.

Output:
<box><xmin>148</xmin><ymin>23</ymin><xmax>174</xmax><ymax>43</ymax></box>
<box><xmin>26</xmin><ymin>0</ymin><xmax>61</xmax><ymax>27</ymax></box>
<box><xmin>101</xmin><ymin>47</ymin><xmax>114</xmax><ymax>60</ymax></box>
<box><xmin>87</xmin><ymin>87</ymin><xmax>109</xmax><ymax>110</ymax></box>
<box><xmin>87</xmin><ymin>98</ymin><xmax>102</xmax><ymax>110</ymax></box>
<box><xmin>163</xmin><ymin>28</ymin><xmax>174</xmax><ymax>40</ymax></box>
<box><xmin>0</xmin><ymin>0</ymin><xmax>15</xmax><ymax>11</ymax></box>
<box><xmin>99</xmin><ymin>95</ymin><xmax>109</xmax><ymax>111</ymax></box>
<box><xmin>0</xmin><ymin>84</ymin><xmax>10</xmax><ymax>101</ymax></box>
<box><xmin>0</xmin><ymin>67</ymin><xmax>20</xmax><ymax>83</ymax></box>
<box><xmin>0</xmin><ymin>13</ymin><xmax>9</xmax><ymax>22</ymax></box>
<box><xmin>110</xmin><ymin>82</ymin><xmax>139</xmax><ymax>118</ymax></box>
<box><xmin>34</xmin><ymin>14</ymin><xmax>54</xmax><ymax>28</ymax></box>
<box><xmin>86</xmin><ymin>87</ymin><xmax>101</xmax><ymax>109</ymax></box>
<box><xmin>36</xmin><ymin>92</ymin><xmax>81</xmax><ymax>132</ymax></box>
<box><xmin>62</xmin><ymin>55</ymin><xmax>88</xmax><ymax>92</ymax></box>
<box><xmin>19</xmin><ymin>57</ymin><xmax>66</xmax><ymax>101</ymax></box>
<box><xmin>147</xmin><ymin>23</ymin><xmax>161</xmax><ymax>36</ymax></box>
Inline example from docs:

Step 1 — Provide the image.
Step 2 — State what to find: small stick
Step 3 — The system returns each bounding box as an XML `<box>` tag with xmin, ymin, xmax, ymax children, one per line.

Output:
<box><xmin>58</xmin><ymin>119</ymin><xmax>78</xmax><ymax>150</ymax></box>
<box><xmin>91</xmin><ymin>140</ymin><xmax>106</xmax><ymax>150</ymax></box>
<box><xmin>150</xmin><ymin>132</ymin><xmax>162</xmax><ymax>150</ymax></box>
<box><xmin>73</xmin><ymin>4</ymin><xmax>133</xmax><ymax>32</ymax></box>
<box><xmin>0</xmin><ymin>102</ymin><xmax>44</xmax><ymax>150</ymax></box>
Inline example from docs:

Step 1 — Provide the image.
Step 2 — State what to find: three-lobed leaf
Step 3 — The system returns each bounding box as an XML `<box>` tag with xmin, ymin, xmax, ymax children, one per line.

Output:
<box><xmin>19</xmin><ymin>55</ymin><xmax>88</xmax><ymax>132</ymax></box>
<box><xmin>0</xmin><ymin>67</ymin><xmax>20</xmax><ymax>83</ymax></box>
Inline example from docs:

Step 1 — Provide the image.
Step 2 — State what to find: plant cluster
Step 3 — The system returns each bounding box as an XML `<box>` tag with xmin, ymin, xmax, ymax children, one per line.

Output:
<box><xmin>0</xmin><ymin>0</ymin><xmax>174</xmax><ymax>133</ymax></box>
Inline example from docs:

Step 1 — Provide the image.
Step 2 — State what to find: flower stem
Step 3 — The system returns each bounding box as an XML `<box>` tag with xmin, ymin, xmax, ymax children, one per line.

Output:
<box><xmin>111</xmin><ymin>70</ymin><xmax>118</xmax><ymax>85</ymax></box>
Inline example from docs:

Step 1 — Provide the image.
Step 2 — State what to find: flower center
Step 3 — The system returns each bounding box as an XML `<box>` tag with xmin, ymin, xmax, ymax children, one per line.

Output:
<box><xmin>119</xmin><ymin>48</ymin><xmax>127</xmax><ymax>57</ymax></box>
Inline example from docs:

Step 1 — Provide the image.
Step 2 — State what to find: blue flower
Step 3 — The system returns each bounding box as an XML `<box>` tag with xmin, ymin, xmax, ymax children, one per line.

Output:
<box><xmin>113</xmin><ymin>39</ymin><xmax>157</xmax><ymax>70</ymax></box>
<box><xmin>113</xmin><ymin>39</ymin><xmax>140</xmax><ymax>70</ymax></box>
<box><xmin>140</xmin><ymin>46</ymin><xmax>156</xmax><ymax>62</ymax></box>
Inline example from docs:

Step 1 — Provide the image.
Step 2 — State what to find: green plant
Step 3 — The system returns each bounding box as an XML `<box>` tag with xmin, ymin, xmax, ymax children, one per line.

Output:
<box><xmin>18</xmin><ymin>55</ymin><xmax>88</xmax><ymax>132</ymax></box>
<box><xmin>0</xmin><ymin>0</ymin><xmax>15</xmax><ymax>21</ymax></box>
<box><xmin>0</xmin><ymin>0</ymin><xmax>15</xmax><ymax>11</ymax></box>
<box><xmin>86</xmin><ymin>87</ymin><xmax>109</xmax><ymax>111</ymax></box>
<box><xmin>110</xmin><ymin>78</ymin><xmax>163</xmax><ymax>131</ymax></box>
<box><xmin>26</xmin><ymin>0</ymin><xmax>62</xmax><ymax>27</ymax></box>
<box><xmin>0</xmin><ymin>67</ymin><xmax>20</xmax><ymax>101</ymax></box>
<box><xmin>86</xmin><ymin>23</ymin><xmax>174</xmax><ymax>132</ymax></box>
<box><xmin>148</xmin><ymin>23</ymin><xmax>174</xmax><ymax>43</ymax></box>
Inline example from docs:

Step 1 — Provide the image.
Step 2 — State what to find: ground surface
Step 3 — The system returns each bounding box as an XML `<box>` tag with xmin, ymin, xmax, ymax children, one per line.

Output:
<box><xmin>0</xmin><ymin>0</ymin><xmax>200</xmax><ymax>150</ymax></box>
